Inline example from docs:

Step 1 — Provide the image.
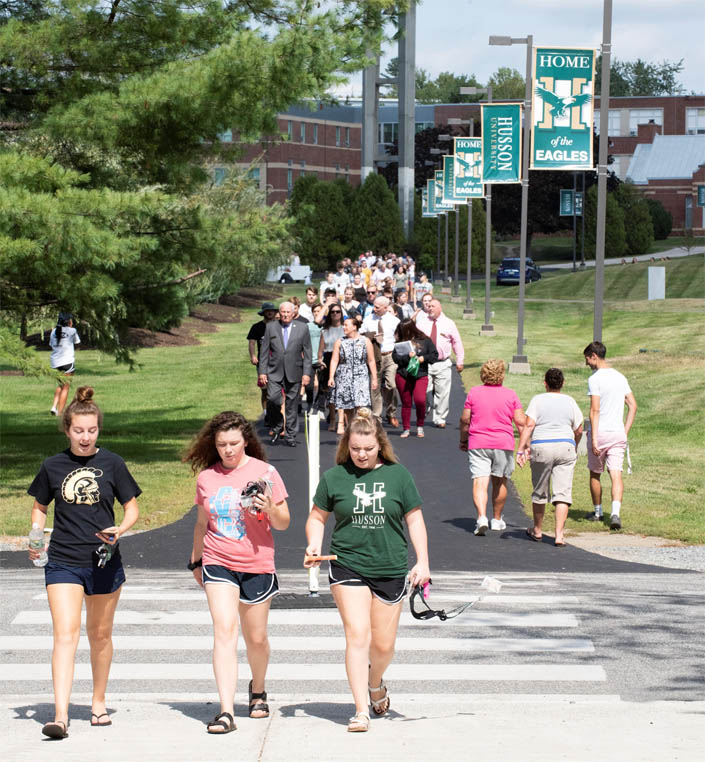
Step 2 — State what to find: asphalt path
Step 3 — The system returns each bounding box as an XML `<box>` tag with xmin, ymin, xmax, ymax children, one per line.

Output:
<box><xmin>1</xmin><ymin>376</ymin><xmax>676</xmax><ymax>575</ymax></box>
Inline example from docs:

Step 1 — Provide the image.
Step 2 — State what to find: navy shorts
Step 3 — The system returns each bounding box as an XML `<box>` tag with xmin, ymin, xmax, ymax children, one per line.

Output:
<box><xmin>45</xmin><ymin>557</ymin><xmax>125</xmax><ymax>595</ymax></box>
<box><xmin>202</xmin><ymin>565</ymin><xmax>279</xmax><ymax>605</ymax></box>
<box><xmin>329</xmin><ymin>560</ymin><xmax>408</xmax><ymax>604</ymax></box>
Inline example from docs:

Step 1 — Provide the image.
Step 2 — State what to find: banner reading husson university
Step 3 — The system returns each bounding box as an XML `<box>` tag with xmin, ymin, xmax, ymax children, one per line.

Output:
<box><xmin>434</xmin><ymin>170</ymin><xmax>455</xmax><ymax>211</ymax></box>
<box><xmin>442</xmin><ymin>156</ymin><xmax>466</xmax><ymax>204</ymax></box>
<box><xmin>422</xmin><ymin>186</ymin><xmax>436</xmax><ymax>217</ymax></box>
<box><xmin>453</xmin><ymin>137</ymin><xmax>484</xmax><ymax>198</ymax></box>
<box><xmin>531</xmin><ymin>46</ymin><xmax>595</xmax><ymax>170</ymax></box>
<box><xmin>481</xmin><ymin>104</ymin><xmax>522</xmax><ymax>183</ymax></box>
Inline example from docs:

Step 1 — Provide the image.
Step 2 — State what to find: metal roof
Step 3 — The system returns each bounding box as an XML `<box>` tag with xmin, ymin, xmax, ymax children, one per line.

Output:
<box><xmin>626</xmin><ymin>134</ymin><xmax>705</xmax><ymax>184</ymax></box>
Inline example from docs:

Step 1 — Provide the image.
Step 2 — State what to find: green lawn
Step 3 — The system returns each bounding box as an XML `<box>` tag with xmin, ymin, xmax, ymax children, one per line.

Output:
<box><xmin>496</xmin><ymin>235</ymin><xmax>704</xmax><ymax>266</ymax></box>
<box><xmin>509</xmin><ymin>253</ymin><xmax>705</xmax><ymax>301</ymax></box>
<box><xmin>1</xmin><ymin>313</ymin><xmax>266</xmax><ymax>536</ymax></box>
<box><xmin>2</xmin><ymin>265</ymin><xmax>704</xmax><ymax>543</ymax></box>
<box><xmin>455</xmin><ymin>260</ymin><xmax>705</xmax><ymax>544</ymax></box>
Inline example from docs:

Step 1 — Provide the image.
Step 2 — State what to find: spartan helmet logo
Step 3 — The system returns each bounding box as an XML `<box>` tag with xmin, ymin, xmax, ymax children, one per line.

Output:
<box><xmin>61</xmin><ymin>467</ymin><xmax>103</xmax><ymax>505</ymax></box>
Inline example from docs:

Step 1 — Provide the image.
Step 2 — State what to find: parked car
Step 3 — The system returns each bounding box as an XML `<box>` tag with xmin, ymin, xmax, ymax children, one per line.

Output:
<box><xmin>496</xmin><ymin>257</ymin><xmax>542</xmax><ymax>286</ymax></box>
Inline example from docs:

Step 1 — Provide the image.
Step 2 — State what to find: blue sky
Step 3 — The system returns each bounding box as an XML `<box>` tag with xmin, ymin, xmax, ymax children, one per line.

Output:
<box><xmin>335</xmin><ymin>0</ymin><xmax>705</xmax><ymax>97</ymax></box>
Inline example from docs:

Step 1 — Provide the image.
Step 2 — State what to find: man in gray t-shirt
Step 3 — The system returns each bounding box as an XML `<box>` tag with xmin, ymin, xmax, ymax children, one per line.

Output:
<box><xmin>583</xmin><ymin>341</ymin><xmax>638</xmax><ymax>531</ymax></box>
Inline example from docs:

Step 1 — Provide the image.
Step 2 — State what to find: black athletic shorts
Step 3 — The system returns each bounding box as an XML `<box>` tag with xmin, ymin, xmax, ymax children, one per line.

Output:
<box><xmin>202</xmin><ymin>564</ymin><xmax>279</xmax><ymax>604</ymax></box>
<box><xmin>53</xmin><ymin>363</ymin><xmax>75</xmax><ymax>374</ymax></box>
<box><xmin>328</xmin><ymin>560</ymin><xmax>408</xmax><ymax>604</ymax></box>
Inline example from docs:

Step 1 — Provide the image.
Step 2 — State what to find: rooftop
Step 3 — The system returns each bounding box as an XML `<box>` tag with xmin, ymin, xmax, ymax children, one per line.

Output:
<box><xmin>626</xmin><ymin>134</ymin><xmax>705</xmax><ymax>183</ymax></box>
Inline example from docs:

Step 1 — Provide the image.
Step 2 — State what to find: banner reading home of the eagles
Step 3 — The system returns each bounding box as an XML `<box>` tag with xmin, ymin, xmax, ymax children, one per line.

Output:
<box><xmin>481</xmin><ymin>104</ymin><xmax>522</xmax><ymax>183</ymax></box>
<box><xmin>531</xmin><ymin>46</ymin><xmax>595</xmax><ymax>170</ymax></box>
<box><xmin>453</xmin><ymin>137</ymin><xmax>484</xmax><ymax>198</ymax></box>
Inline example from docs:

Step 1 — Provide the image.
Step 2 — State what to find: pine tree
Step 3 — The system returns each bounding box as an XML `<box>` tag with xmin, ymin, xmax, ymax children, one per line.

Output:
<box><xmin>615</xmin><ymin>183</ymin><xmax>655</xmax><ymax>256</ymax></box>
<box><xmin>350</xmin><ymin>173</ymin><xmax>405</xmax><ymax>255</ymax></box>
<box><xmin>0</xmin><ymin>1</ymin><xmax>404</xmax><ymax>370</ymax></box>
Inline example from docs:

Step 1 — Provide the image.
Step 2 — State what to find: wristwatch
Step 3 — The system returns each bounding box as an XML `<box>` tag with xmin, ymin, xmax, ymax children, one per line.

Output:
<box><xmin>187</xmin><ymin>558</ymin><xmax>202</xmax><ymax>571</ymax></box>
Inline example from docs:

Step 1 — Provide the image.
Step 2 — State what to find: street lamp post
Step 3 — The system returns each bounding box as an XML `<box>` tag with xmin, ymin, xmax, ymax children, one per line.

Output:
<box><xmin>460</xmin><ymin>85</ymin><xmax>494</xmax><ymax>332</ymax></box>
<box><xmin>448</xmin><ymin>116</ymin><xmax>474</xmax><ymax>311</ymax></box>
<box><xmin>489</xmin><ymin>34</ymin><xmax>532</xmax><ymax>373</ymax></box>
<box><xmin>594</xmin><ymin>0</ymin><xmax>613</xmax><ymax>341</ymax></box>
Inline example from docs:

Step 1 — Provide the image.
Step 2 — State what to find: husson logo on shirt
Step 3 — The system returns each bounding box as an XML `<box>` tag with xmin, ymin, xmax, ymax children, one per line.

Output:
<box><xmin>351</xmin><ymin>482</ymin><xmax>386</xmax><ymax>526</ymax></box>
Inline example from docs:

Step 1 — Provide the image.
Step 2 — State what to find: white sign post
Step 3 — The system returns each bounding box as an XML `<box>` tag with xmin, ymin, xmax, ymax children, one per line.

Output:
<box><xmin>648</xmin><ymin>267</ymin><xmax>665</xmax><ymax>301</ymax></box>
<box><xmin>307</xmin><ymin>409</ymin><xmax>323</xmax><ymax>595</ymax></box>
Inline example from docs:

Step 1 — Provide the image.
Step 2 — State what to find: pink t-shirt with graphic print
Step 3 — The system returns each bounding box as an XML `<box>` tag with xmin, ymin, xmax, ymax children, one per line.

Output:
<box><xmin>464</xmin><ymin>384</ymin><xmax>522</xmax><ymax>451</ymax></box>
<box><xmin>195</xmin><ymin>457</ymin><xmax>288</xmax><ymax>573</ymax></box>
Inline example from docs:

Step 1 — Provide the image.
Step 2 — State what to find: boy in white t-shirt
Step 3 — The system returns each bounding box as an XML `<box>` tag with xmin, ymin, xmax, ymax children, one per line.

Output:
<box><xmin>583</xmin><ymin>341</ymin><xmax>638</xmax><ymax>530</ymax></box>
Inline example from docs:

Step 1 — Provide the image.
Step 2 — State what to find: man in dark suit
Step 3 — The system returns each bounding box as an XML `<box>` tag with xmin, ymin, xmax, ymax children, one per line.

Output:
<box><xmin>258</xmin><ymin>301</ymin><xmax>312</xmax><ymax>446</ymax></box>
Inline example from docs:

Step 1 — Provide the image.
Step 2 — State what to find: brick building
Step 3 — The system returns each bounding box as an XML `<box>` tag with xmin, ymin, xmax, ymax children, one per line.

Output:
<box><xmin>208</xmin><ymin>96</ymin><xmax>705</xmax><ymax>225</ymax></box>
<box><xmin>626</xmin><ymin>134</ymin><xmax>705</xmax><ymax>233</ymax></box>
<box><xmin>213</xmin><ymin>104</ymin><xmax>362</xmax><ymax>204</ymax></box>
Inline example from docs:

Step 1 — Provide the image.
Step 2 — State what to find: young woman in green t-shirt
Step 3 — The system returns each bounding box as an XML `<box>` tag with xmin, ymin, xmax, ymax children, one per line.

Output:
<box><xmin>304</xmin><ymin>408</ymin><xmax>431</xmax><ymax>733</ymax></box>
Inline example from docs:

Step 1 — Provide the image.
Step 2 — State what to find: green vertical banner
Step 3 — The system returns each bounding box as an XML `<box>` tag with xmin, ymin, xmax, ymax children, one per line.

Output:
<box><xmin>442</xmin><ymin>156</ymin><xmax>466</xmax><ymax>204</ymax></box>
<box><xmin>531</xmin><ymin>46</ymin><xmax>595</xmax><ymax>170</ymax></box>
<box><xmin>559</xmin><ymin>189</ymin><xmax>574</xmax><ymax>215</ymax></box>
<box><xmin>435</xmin><ymin>170</ymin><xmax>454</xmax><ymax>211</ymax></box>
<box><xmin>422</xmin><ymin>186</ymin><xmax>436</xmax><ymax>217</ymax></box>
<box><xmin>453</xmin><ymin>137</ymin><xmax>484</xmax><ymax>198</ymax></box>
<box><xmin>481</xmin><ymin>103</ymin><xmax>522</xmax><ymax>183</ymax></box>
<box><xmin>427</xmin><ymin>180</ymin><xmax>437</xmax><ymax>215</ymax></box>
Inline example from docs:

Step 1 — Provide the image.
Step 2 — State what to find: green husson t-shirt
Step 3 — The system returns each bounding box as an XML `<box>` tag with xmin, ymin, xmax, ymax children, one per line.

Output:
<box><xmin>313</xmin><ymin>461</ymin><xmax>422</xmax><ymax>578</ymax></box>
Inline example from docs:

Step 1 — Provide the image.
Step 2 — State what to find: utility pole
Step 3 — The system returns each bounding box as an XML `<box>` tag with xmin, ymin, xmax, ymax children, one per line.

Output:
<box><xmin>397</xmin><ymin>6</ymin><xmax>416</xmax><ymax>239</ymax></box>
<box><xmin>594</xmin><ymin>0</ymin><xmax>613</xmax><ymax>341</ymax></box>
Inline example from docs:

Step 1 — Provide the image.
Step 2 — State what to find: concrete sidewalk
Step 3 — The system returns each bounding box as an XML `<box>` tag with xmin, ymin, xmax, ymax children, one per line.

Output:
<box><xmin>2</xmin><ymin>693</ymin><xmax>701</xmax><ymax>762</ymax></box>
<box><xmin>544</xmin><ymin>246</ymin><xmax>704</xmax><ymax>270</ymax></box>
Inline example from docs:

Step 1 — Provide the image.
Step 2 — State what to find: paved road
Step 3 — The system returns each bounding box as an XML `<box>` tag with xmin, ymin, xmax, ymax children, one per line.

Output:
<box><xmin>0</xmin><ymin>374</ymin><xmax>675</xmax><ymax>575</ymax></box>
<box><xmin>1</xmin><ymin>569</ymin><xmax>702</xmax><ymax>761</ymax></box>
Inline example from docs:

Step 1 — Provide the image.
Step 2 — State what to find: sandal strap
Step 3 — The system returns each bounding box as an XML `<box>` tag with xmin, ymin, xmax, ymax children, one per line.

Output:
<box><xmin>250</xmin><ymin>690</ymin><xmax>267</xmax><ymax>701</ymax></box>
<box><xmin>208</xmin><ymin>711</ymin><xmax>234</xmax><ymax>730</ymax></box>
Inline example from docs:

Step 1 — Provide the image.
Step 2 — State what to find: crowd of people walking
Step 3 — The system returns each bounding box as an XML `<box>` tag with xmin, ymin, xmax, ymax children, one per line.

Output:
<box><xmin>30</xmin><ymin>251</ymin><xmax>637</xmax><ymax>740</ymax></box>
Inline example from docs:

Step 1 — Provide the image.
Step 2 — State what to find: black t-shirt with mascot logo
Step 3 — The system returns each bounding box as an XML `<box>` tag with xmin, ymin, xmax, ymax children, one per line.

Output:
<box><xmin>28</xmin><ymin>448</ymin><xmax>141</xmax><ymax>566</ymax></box>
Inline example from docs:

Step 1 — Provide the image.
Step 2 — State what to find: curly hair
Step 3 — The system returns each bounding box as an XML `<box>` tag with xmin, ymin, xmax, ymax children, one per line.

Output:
<box><xmin>183</xmin><ymin>411</ymin><xmax>266</xmax><ymax>474</ymax></box>
<box><xmin>335</xmin><ymin>408</ymin><xmax>398</xmax><ymax>465</ymax></box>
<box><xmin>480</xmin><ymin>358</ymin><xmax>506</xmax><ymax>386</ymax></box>
<box><xmin>63</xmin><ymin>386</ymin><xmax>103</xmax><ymax>430</ymax></box>
<box><xmin>544</xmin><ymin>367</ymin><xmax>565</xmax><ymax>391</ymax></box>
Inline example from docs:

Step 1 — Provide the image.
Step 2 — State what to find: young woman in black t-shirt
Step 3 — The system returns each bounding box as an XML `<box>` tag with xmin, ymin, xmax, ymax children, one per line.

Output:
<box><xmin>27</xmin><ymin>387</ymin><xmax>140</xmax><ymax>740</ymax></box>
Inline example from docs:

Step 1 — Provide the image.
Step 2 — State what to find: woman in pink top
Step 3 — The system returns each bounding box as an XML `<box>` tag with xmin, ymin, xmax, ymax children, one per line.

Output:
<box><xmin>184</xmin><ymin>411</ymin><xmax>290</xmax><ymax>735</ymax></box>
<box><xmin>459</xmin><ymin>359</ymin><xmax>525</xmax><ymax>536</ymax></box>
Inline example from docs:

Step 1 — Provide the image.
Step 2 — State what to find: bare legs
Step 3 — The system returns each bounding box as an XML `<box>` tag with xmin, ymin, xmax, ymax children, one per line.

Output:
<box><xmin>332</xmin><ymin>584</ymin><xmax>402</xmax><ymax>715</ymax></box>
<box><xmin>85</xmin><ymin>589</ymin><xmax>122</xmax><ymax>720</ymax></box>
<box><xmin>239</xmin><ymin>598</ymin><xmax>272</xmax><ymax>717</ymax></box>
<box><xmin>531</xmin><ymin>502</ymin><xmax>569</xmax><ymax>544</ymax></box>
<box><xmin>46</xmin><ymin>583</ymin><xmax>121</xmax><ymax>726</ymax></box>
<box><xmin>590</xmin><ymin>469</ymin><xmax>624</xmax><ymax>505</ymax></box>
<box><xmin>204</xmin><ymin>583</ymin><xmax>272</xmax><ymax>727</ymax></box>
<box><xmin>472</xmin><ymin>475</ymin><xmax>508</xmax><ymax>520</ymax></box>
<box><xmin>51</xmin><ymin>374</ymin><xmax>73</xmax><ymax>414</ymax></box>
<box><xmin>205</xmin><ymin>583</ymin><xmax>240</xmax><ymax>722</ymax></box>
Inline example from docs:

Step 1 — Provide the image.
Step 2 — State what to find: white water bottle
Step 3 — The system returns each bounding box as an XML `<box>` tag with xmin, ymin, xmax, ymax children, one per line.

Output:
<box><xmin>28</xmin><ymin>523</ymin><xmax>48</xmax><ymax>567</ymax></box>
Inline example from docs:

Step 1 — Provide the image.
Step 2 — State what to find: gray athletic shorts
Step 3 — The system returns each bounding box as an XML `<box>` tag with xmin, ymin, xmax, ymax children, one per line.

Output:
<box><xmin>468</xmin><ymin>449</ymin><xmax>515</xmax><ymax>479</ymax></box>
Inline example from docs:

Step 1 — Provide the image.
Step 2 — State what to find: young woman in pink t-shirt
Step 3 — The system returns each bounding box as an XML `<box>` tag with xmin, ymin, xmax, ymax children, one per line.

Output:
<box><xmin>184</xmin><ymin>411</ymin><xmax>290</xmax><ymax>735</ymax></box>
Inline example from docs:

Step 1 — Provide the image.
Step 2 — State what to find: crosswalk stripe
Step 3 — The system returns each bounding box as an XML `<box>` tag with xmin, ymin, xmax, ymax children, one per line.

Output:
<box><xmin>30</xmin><ymin>591</ymin><xmax>578</xmax><ymax>605</ymax></box>
<box><xmin>0</xmin><ymin>635</ymin><xmax>595</xmax><ymax>653</ymax></box>
<box><xmin>12</xmin><ymin>609</ymin><xmax>579</xmax><ymax>628</ymax></box>
<box><xmin>0</xmin><ymin>663</ymin><xmax>607</xmax><ymax>682</ymax></box>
